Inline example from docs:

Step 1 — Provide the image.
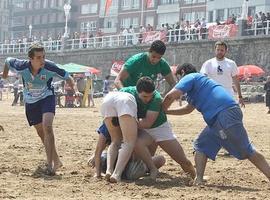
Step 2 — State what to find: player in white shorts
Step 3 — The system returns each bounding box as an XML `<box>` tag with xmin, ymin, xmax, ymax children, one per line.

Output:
<box><xmin>100</xmin><ymin>91</ymin><xmax>138</xmax><ymax>183</ymax></box>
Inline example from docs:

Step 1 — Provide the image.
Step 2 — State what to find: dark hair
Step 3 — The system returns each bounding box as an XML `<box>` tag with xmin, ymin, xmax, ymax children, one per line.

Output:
<box><xmin>28</xmin><ymin>43</ymin><xmax>45</xmax><ymax>58</ymax></box>
<box><xmin>149</xmin><ymin>40</ymin><xmax>166</xmax><ymax>55</ymax></box>
<box><xmin>214</xmin><ymin>41</ymin><xmax>228</xmax><ymax>50</ymax></box>
<box><xmin>176</xmin><ymin>63</ymin><xmax>197</xmax><ymax>76</ymax></box>
<box><xmin>105</xmin><ymin>75</ymin><xmax>110</xmax><ymax>80</ymax></box>
<box><xmin>136</xmin><ymin>76</ymin><xmax>155</xmax><ymax>93</ymax></box>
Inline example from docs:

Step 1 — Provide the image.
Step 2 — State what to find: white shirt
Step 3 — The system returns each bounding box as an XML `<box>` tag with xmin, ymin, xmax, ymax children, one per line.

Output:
<box><xmin>200</xmin><ymin>57</ymin><xmax>238</xmax><ymax>96</ymax></box>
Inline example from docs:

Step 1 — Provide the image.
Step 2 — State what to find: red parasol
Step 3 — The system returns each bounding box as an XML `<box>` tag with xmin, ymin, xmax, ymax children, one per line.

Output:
<box><xmin>238</xmin><ymin>65</ymin><xmax>265</xmax><ymax>78</ymax></box>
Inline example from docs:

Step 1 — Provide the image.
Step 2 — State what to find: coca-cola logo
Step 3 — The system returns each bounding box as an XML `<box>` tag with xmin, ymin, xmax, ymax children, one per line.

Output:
<box><xmin>112</xmin><ymin>61</ymin><xmax>124</xmax><ymax>72</ymax></box>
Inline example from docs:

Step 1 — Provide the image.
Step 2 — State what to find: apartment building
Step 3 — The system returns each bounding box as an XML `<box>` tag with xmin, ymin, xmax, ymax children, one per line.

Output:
<box><xmin>10</xmin><ymin>0</ymin><xmax>78</xmax><ymax>40</ymax></box>
<box><xmin>0</xmin><ymin>0</ymin><xmax>11</xmax><ymax>42</ymax></box>
<box><xmin>78</xmin><ymin>0</ymin><xmax>207</xmax><ymax>35</ymax></box>
<box><xmin>206</xmin><ymin>0</ymin><xmax>270</xmax><ymax>22</ymax></box>
<box><xmin>8</xmin><ymin>0</ymin><xmax>207</xmax><ymax>39</ymax></box>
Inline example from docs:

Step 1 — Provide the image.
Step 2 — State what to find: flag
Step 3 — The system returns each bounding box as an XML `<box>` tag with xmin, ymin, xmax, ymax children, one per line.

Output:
<box><xmin>105</xmin><ymin>0</ymin><xmax>112</xmax><ymax>16</ymax></box>
<box><xmin>146</xmin><ymin>0</ymin><xmax>152</xmax><ymax>8</ymax></box>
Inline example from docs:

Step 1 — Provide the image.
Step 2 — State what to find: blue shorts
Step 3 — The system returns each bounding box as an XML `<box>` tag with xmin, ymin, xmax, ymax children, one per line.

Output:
<box><xmin>97</xmin><ymin>123</ymin><xmax>111</xmax><ymax>144</ymax></box>
<box><xmin>193</xmin><ymin>106</ymin><xmax>255</xmax><ymax>160</ymax></box>
<box><xmin>25</xmin><ymin>95</ymin><xmax>56</xmax><ymax>126</ymax></box>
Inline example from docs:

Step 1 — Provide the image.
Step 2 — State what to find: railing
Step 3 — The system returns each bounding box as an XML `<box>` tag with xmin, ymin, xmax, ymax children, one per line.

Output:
<box><xmin>0</xmin><ymin>21</ymin><xmax>269</xmax><ymax>55</ymax></box>
<box><xmin>244</xmin><ymin>20</ymin><xmax>270</xmax><ymax>36</ymax></box>
<box><xmin>0</xmin><ymin>29</ymin><xmax>209</xmax><ymax>54</ymax></box>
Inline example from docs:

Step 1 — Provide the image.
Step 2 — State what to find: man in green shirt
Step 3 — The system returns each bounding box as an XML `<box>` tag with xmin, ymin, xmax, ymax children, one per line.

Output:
<box><xmin>114</xmin><ymin>40</ymin><xmax>176</xmax><ymax>90</ymax></box>
<box><xmin>121</xmin><ymin>77</ymin><xmax>195</xmax><ymax>181</ymax></box>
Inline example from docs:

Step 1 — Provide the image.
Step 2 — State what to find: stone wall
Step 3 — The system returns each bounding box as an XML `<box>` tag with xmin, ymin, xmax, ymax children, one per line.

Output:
<box><xmin>1</xmin><ymin>35</ymin><xmax>270</xmax><ymax>77</ymax></box>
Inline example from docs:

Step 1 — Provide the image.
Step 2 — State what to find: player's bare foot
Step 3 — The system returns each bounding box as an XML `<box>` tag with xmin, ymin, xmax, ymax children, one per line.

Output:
<box><xmin>109</xmin><ymin>174</ymin><xmax>121</xmax><ymax>183</ymax></box>
<box><xmin>105</xmin><ymin>172</ymin><xmax>112</xmax><ymax>181</ymax></box>
<box><xmin>45</xmin><ymin>165</ymin><xmax>55</xmax><ymax>176</ymax></box>
<box><xmin>53</xmin><ymin>160</ymin><xmax>63</xmax><ymax>171</ymax></box>
<box><xmin>193</xmin><ymin>176</ymin><xmax>208</xmax><ymax>186</ymax></box>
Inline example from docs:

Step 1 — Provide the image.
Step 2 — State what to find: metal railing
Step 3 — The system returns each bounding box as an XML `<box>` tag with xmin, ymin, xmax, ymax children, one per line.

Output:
<box><xmin>0</xmin><ymin>21</ymin><xmax>269</xmax><ymax>55</ymax></box>
<box><xmin>244</xmin><ymin>20</ymin><xmax>270</xmax><ymax>36</ymax></box>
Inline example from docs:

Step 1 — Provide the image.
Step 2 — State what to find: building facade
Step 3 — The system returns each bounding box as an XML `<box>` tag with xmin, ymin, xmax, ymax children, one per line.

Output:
<box><xmin>10</xmin><ymin>0</ymin><xmax>78</xmax><ymax>40</ymax></box>
<box><xmin>77</xmin><ymin>0</ymin><xmax>207</xmax><ymax>35</ymax></box>
<box><xmin>206</xmin><ymin>0</ymin><xmax>270</xmax><ymax>22</ymax></box>
<box><xmin>0</xmin><ymin>0</ymin><xmax>11</xmax><ymax>42</ymax></box>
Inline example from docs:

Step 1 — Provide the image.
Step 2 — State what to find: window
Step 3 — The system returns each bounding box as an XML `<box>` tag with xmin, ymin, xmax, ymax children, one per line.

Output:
<box><xmin>161</xmin><ymin>0</ymin><xmax>179</xmax><ymax>4</ymax></box>
<box><xmin>121</xmin><ymin>0</ymin><xmax>130</xmax><ymax>10</ymax></box>
<box><xmin>81</xmin><ymin>21</ymin><xmax>97</xmax><ymax>32</ymax></box>
<box><xmin>208</xmin><ymin>11</ymin><xmax>213</xmax><ymax>22</ymax></box>
<box><xmin>81</xmin><ymin>4</ymin><xmax>97</xmax><ymax>15</ymax></box>
<box><xmin>131</xmin><ymin>0</ymin><xmax>139</xmax><ymax>9</ymax></box>
<box><xmin>121</xmin><ymin>18</ymin><xmax>131</xmax><ymax>28</ymax></box>
<box><xmin>33</xmin><ymin>15</ymin><xmax>40</xmax><ymax>25</ymax></box>
<box><xmin>81</xmin><ymin>4</ymin><xmax>98</xmax><ymax>14</ymax></box>
<box><xmin>132</xmin><ymin>17</ymin><xmax>139</xmax><ymax>28</ymax></box>
<box><xmin>195</xmin><ymin>11</ymin><xmax>205</xmax><ymax>20</ymax></box>
<box><xmin>183</xmin><ymin>12</ymin><xmax>192</xmax><ymax>21</ymax></box>
<box><xmin>158</xmin><ymin>13</ymin><xmax>179</xmax><ymax>27</ymax></box>
<box><xmin>217</xmin><ymin>9</ymin><xmax>224</xmax><ymax>21</ymax></box>
<box><xmin>33</xmin><ymin>0</ymin><xmax>40</xmax><ymax>9</ymax></box>
<box><xmin>228</xmin><ymin>7</ymin><xmax>241</xmax><ymax>17</ymax></box>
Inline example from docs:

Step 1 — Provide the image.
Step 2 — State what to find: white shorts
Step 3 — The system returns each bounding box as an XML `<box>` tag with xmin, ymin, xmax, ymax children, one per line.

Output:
<box><xmin>100</xmin><ymin>92</ymin><xmax>137</xmax><ymax>118</ymax></box>
<box><xmin>144</xmin><ymin>121</ymin><xmax>176</xmax><ymax>142</ymax></box>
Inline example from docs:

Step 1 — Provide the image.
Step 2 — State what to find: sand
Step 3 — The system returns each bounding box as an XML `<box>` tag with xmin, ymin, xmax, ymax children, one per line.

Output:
<box><xmin>0</xmin><ymin>93</ymin><xmax>269</xmax><ymax>200</ymax></box>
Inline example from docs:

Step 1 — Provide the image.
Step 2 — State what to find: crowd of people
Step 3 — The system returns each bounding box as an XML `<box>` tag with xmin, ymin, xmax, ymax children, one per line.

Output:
<box><xmin>1</xmin><ymin>11</ymin><xmax>270</xmax><ymax>54</ymax></box>
<box><xmin>1</xmin><ymin>40</ymin><xmax>270</xmax><ymax>186</ymax></box>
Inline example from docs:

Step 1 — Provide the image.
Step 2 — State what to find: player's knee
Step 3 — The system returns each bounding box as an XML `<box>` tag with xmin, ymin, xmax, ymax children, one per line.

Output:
<box><xmin>110</xmin><ymin>141</ymin><xmax>121</xmax><ymax>149</ymax></box>
<box><xmin>43</xmin><ymin>125</ymin><xmax>53</xmax><ymax>134</ymax></box>
<box><xmin>237</xmin><ymin>150</ymin><xmax>250</xmax><ymax>160</ymax></box>
<box><xmin>121</xmin><ymin>142</ymin><xmax>135</xmax><ymax>152</ymax></box>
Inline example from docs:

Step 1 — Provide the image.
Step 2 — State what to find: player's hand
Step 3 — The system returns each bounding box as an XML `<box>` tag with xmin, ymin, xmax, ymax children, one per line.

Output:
<box><xmin>0</xmin><ymin>125</ymin><xmax>4</xmax><ymax>131</ymax></box>
<box><xmin>239</xmin><ymin>97</ymin><xmax>245</xmax><ymax>108</ymax></box>
<box><xmin>87</xmin><ymin>155</ymin><xmax>95</xmax><ymax>168</ymax></box>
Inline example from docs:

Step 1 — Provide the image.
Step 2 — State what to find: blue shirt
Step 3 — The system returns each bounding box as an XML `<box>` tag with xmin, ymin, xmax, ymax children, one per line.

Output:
<box><xmin>5</xmin><ymin>57</ymin><xmax>69</xmax><ymax>104</ymax></box>
<box><xmin>175</xmin><ymin>73</ymin><xmax>237</xmax><ymax>126</ymax></box>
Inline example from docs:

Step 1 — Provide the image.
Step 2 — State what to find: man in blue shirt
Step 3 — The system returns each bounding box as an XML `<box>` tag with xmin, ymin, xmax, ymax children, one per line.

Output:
<box><xmin>2</xmin><ymin>43</ymin><xmax>79</xmax><ymax>175</ymax></box>
<box><xmin>163</xmin><ymin>63</ymin><xmax>270</xmax><ymax>185</ymax></box>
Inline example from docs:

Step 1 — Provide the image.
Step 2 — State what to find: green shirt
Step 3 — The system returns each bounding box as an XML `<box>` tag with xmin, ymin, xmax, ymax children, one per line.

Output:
<box><xmin>120</xmin><ymin>86</ymin><xmax>167</xmax><ymax>128</ymax></box>
<box><xmin>123</xmin><ymin>52</ymin><xmax>171</xmax><ymax>87</ymax></box>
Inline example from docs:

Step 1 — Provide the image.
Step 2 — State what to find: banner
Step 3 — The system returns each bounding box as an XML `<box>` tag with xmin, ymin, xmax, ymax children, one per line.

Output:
<box><xmin>105</xmin><ymin>0</ymin><xmax>112</xmax><ymax>16</ymax></box>
<box><xmin>208</xmin><ymin>24</ymin><xmax>238</xmax><ymax>39</ymax></box>
<box><xmin>142</xmin><ymin>31</ymin><xmax>167</xmax><ymax>44</ymax></box>
<box><xmin>110</xmin><ymin>60</ymin><xmax>124</xmax><ymax>76</ymax></box>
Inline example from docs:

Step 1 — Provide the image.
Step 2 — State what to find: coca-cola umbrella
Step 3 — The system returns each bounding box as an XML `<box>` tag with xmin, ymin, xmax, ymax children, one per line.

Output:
<box><xmin>60</xmin><ymin>63</ymin><xmax>101</xmax><ymax>74</ymax></box>
<box><xmin>238</xmin><ymin>65</ymin><xmax>265</xmax><ymax>78</ymax></box>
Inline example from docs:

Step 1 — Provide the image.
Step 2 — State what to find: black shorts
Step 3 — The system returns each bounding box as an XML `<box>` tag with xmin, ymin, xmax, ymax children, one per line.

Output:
<box><xmin>25</xmin><ymin>95</ymin><xmax>56</xmax><ymax>126</ymax></box>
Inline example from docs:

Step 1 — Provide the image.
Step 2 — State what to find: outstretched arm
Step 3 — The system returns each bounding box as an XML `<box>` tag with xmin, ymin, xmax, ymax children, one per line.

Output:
<box><xmin>2</xmin><ymin>62</ymin><xmax>9</xmax><ymax>79</ymax></box>
<box><xmin>163</xmin><ymin>88</ymin><xmax>195</xmax><ymax>115</ymax></box>
<box><xmin>165</xmin><ymin>103</ymin><xmax>195</xmax><ymax>115</ymax></box>
<box><xmin>163</xmin><ymin>88</ymin><xmax>182</xmax><ymax>111</ymax></box>
<box><xmin>164</xmin><ymin>72</ymin><xmax>177</xmax><ymax>89</ymax></box>
<box><xmin>138</xmin><ymin>111</ymin><xmax>159</xmax><ymax>129</ymax></box>
<box><xmin>114</xmin><ymin>69</ymin><xmax>129</xmax><ymax>90</ymax></box>
<box><xmin>94</xmin><ymin>134</ymin><xmax>108</xmax><ymax>178</ymax></box>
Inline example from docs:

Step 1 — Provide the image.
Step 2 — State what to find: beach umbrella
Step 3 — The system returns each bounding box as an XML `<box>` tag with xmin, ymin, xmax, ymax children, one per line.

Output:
<box><xmin>62</xmin><ymin>63</ymin><xmax>101</xmax><ymax>74</ymax></box>
<box><xmin>238</xmin><ymin>65</ymin><xmax>265</xmax><ymax>78</ymax></box>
